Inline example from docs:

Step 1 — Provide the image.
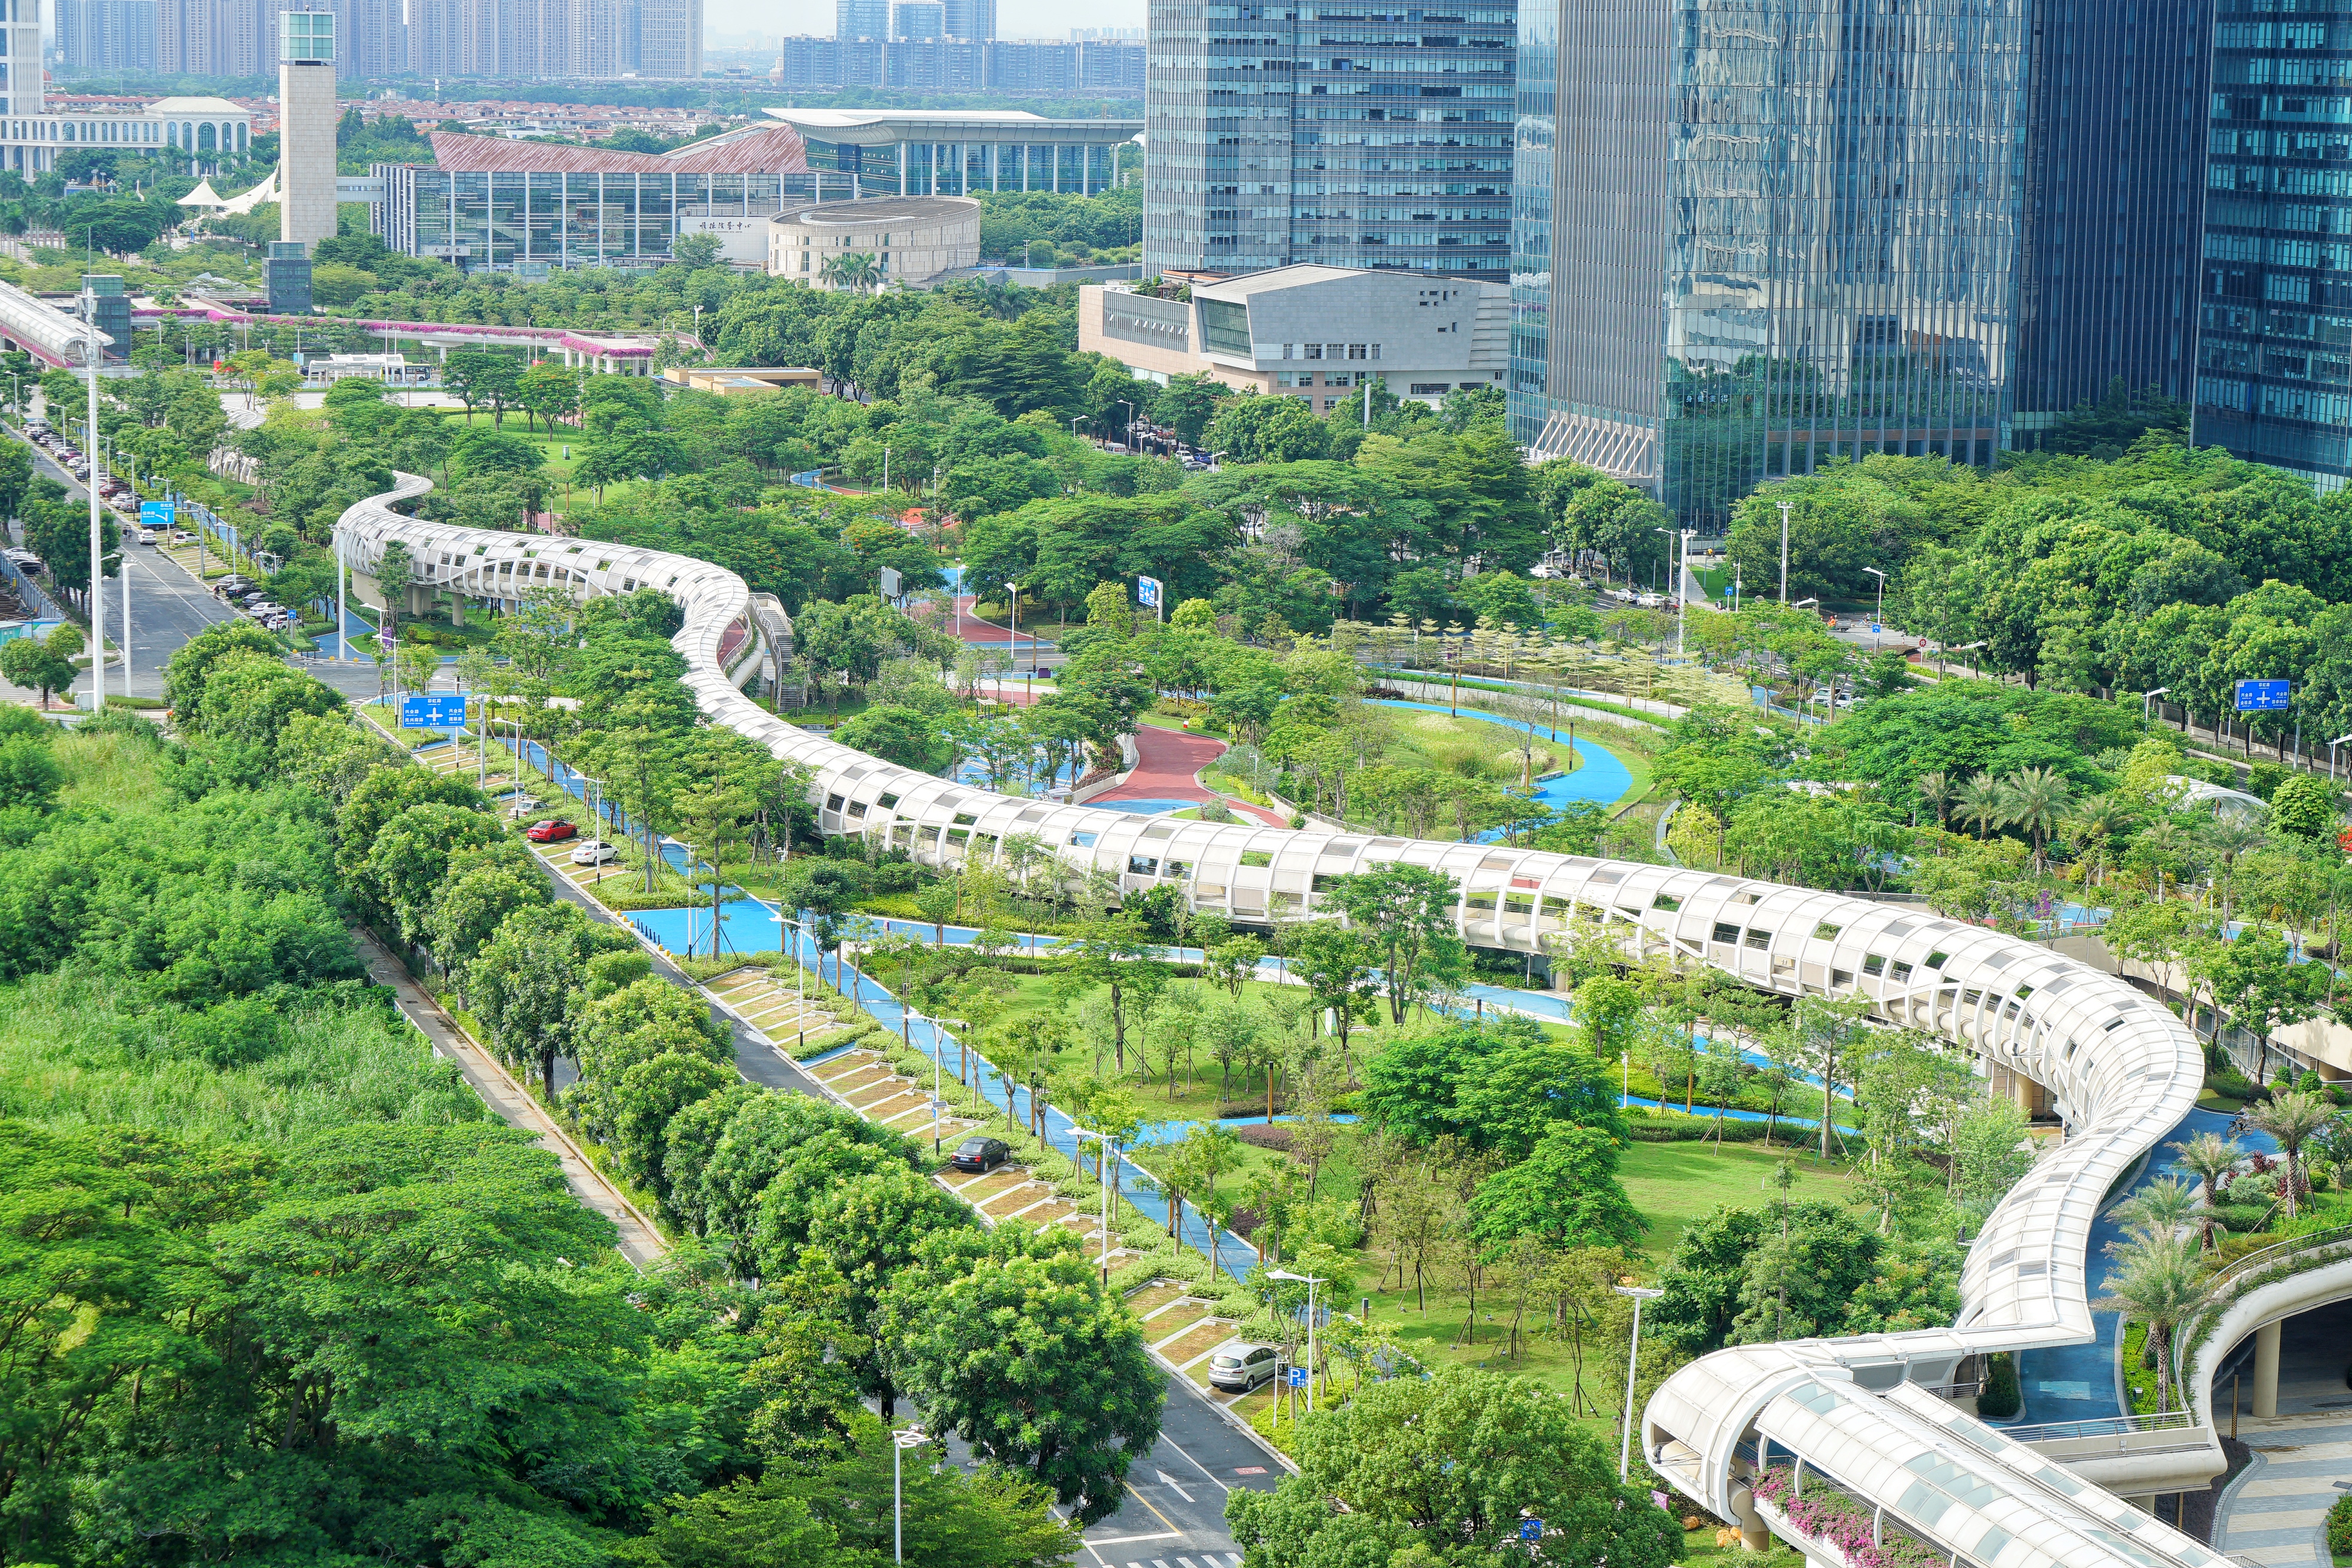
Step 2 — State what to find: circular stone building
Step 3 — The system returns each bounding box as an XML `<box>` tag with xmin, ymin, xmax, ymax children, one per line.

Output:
<box><xmin>768</xmin><ymin>195</ymin><xmax>981</xmax><ymax>290</ymax></box>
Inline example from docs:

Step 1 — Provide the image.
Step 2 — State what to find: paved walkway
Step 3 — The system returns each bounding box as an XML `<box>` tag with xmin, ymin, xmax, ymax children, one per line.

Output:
<box><xmin>1097</xmin><ymin>722</ymin><xmax>1289</xmax><ymax>827</ymax></box>
<box><xmin>350</xmin><ymin>924</ymin><xmax>669</xmax><ymax>1271</ymax></box>
<box><xmin>951</xmin><ymin>593</ymin><xmax>1053</xmax><ymax>660</ymax></box>
<box><xmin>2215</xmin><ymin>1414</ymin><xmax>2352</xmax><ymax>1567</ymax></box>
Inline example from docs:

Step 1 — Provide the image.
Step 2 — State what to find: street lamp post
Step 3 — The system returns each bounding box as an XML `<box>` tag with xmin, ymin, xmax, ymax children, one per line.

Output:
<box><xmin>2331</xmin><ymin>732</ymin><xmax>2352</xmax><ymax>781</ymax></box>
<box><xmin>1777</xmin><ymin>498</ymin><xmax>1791</xmax><ymax>605</ymax></box>
<box><xmin>1266</xmin><ymin>1268</ymin><xmax>1327</xmax><ymax>1411</ymax></box>
<box><xmin>82</xmin><ymin>281</ymin><xmax>104</xmax><ymax>713</ymax></box>
<box><xmin>1613</xmin><ymin>1283</ymin><xmax>1663</xmax><ymax>1481</ymax></box>
<box><xmin>2142</xmin><ymin>687</ymin><xmax>2170</xmax><ymax>724</ymax></box>
<box><xmin>1116</xmin><ymin>399</ymin><xmax>1134</xmax><ymax>451</ymax></box>
<box><xmin>892</xmin><ymin>1425</ymin><xmax>928</xmax><ymax>1565</ymax></box>
<box><xmin>1862</xmin><ymin>565</ymin><xmax>1886</xmax><ymax>650</ymax></box>
<box><xmin>1072</xmin><ymin>1126</ymin><xmax>1114</xmax><ymax>1280</ymax></box>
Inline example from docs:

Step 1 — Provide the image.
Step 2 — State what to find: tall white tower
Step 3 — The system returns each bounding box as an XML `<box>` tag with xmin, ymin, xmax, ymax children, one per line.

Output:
<box><xmin>277</xmin><ymin>10</ymin><xmax>338</xmax><ymax>252</ymax></box>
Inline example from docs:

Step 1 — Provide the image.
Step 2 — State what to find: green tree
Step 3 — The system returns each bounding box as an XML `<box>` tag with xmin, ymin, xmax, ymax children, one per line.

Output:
<box><xmin>1324</xmin><ymin>864</ymin><xmax>1464</xmax><ymax>1023</ymax></box>
<box><xmin>1224</xmin><ymin>1368</ymin><xmax>1679</xmax><ymax>1568</ymax></box>
<box><xmin>2090</xmin><ymin>1233</ymin><xmax>2210</xmax><ymax>1411</ymax></box>
<box><xmin>1284</xmin><ymin>920</ymin><xmax>1377</xmax><ymax>1074</ymax></box>
<box><xmin>2268</xmin><ymin>773</ymin><xmax>2339</xmax><ymax>843</ymax></box>
<box><xmin>887</xmin><ymin>1229</ymin><xmax>1163</xmax><ymax>1523</ymax></box>
<box><xmin>0</xmin><ymin>632</ymin><xmax>75</xmax><ymax>708</ymax></box>
<box><xmin>1469</xmin><ymin>1124</ymin><xmax>1647</xmax><ymax>1251</ymax></box>
<box><xmin>627</xmin><ymin>1414</ymin><xmax>1081</xmax><ymax>1568</ymax></box>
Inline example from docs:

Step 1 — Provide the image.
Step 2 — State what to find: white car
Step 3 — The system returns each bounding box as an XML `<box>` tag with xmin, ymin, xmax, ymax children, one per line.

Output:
<box><xmin>569</xmin><ymin>838</ymin><xmax>620</xmax><ymax>866</ymax></box>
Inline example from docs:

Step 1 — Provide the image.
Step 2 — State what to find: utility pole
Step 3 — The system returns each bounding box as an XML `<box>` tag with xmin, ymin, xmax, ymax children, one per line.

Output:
<box><xmin>84</xmin><ymin>283</ymin><xmax>104</xmax><ymax>713</ymax></box>
<box><xmin>1777</xmin><ymin>498</ymin><xmax>1791</xmax><ymax>606</ymax></box>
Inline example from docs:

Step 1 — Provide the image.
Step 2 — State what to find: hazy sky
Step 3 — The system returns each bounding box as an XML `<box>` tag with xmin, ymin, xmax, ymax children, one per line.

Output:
<box><xmin>705</xmin><ymin>0</ymin><xmax>1146</xmax><ymax>42</ymax></box>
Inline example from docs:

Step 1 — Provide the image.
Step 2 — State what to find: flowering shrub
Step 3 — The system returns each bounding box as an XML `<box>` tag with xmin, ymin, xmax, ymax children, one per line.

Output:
<box><xmin>1751</xmin><ymin>1468</ymin><xmax>1947</xmax><ymax>1568</ymax></box>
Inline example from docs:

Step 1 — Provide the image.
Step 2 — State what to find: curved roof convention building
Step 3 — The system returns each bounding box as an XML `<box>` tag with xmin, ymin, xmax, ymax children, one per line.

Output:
<box><xmin>338</xmin><ymin>477</ymin><xmax>2233</xmax><ymax>1568</ymax></box>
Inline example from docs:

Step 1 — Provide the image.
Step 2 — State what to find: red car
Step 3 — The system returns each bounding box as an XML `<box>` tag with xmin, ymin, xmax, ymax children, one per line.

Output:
<box><xmin>525</xmin><ymin>819</ymin><xmax>578</xmax><ymax>844</ymax></box>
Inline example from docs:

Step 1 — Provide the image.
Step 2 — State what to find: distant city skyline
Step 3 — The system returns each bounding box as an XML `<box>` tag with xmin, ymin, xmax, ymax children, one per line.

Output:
<box><xmin>700</xmin><ymin>0</ymin><xmax>1138</xmax><ymax>44</ymax></box>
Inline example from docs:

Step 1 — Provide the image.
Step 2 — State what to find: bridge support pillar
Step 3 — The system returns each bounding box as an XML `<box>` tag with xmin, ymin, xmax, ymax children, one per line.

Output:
<box><xmin>2252</xmin><ymin>1319</ymin><xmax>2281</xmax><ymax>1417</ymax></box>
<box><xmin>1730</xmin><ymin>1486</ymin><xmax>1768</xmax><ymax>1552</ymax></box>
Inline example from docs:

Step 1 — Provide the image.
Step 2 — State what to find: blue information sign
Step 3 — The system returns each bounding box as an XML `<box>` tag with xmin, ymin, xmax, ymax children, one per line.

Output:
<box><xmin>1137</xmin><ymin>575</ymin><xmax>1163</xmax><ymax>608</ymax></box>
<box><xmin>1285</xmin><ymin>1367</ymin><xmax>1307</xmax><ymax>1388</ymax></box>
<box><xmin>139</xmin><ymin>500</ymin><xmax>174</xmax><ymax>531</ymax></box>
<box><xmin>399</xmin><ymin>693</ymin><xmax>468</xmax><ymax>727</ymax></box>
<box><xmin>1519</xmin><ymin>1521</ymin><xmax>1545</xmax><ymax>1543</ymax></box>
<box><xmin>2235</xmin><ymin>679</ymin><xmax>2292</xmax><ymax>712</ymax></box>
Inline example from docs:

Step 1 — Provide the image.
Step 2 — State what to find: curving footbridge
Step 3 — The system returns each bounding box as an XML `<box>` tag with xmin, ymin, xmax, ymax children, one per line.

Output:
<box><xmin>338</xmin><ymin>477</ymin><xmax>2253</xmax><ymax>1568</ymax></box>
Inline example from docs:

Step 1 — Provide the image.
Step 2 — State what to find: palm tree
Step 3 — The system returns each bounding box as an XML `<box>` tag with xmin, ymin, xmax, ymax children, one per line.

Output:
<box><xmin>2247</xmin><ymin>1089</ymin><xmax>2337</xmax><ymax>1220</ymax></box>
<box><xmin>2201</xmin><ymin>816</ymin><xmax>2268</xmax><ymax>922</ymax></box>
<box><xmin>2111</xmin><ymin>1174</ymin><xmax>2200</xmax><ymax>1242</ymax></box>
<box><xmin>2169</xmin><ymin>1132</ymin><xmax>2241</xmax><ymax>1247</ymax></box>
<box><xmin>1955</xmin><ymin>773</ymin><xmax>2007</xmax><ymax>841</ymax></box>
<box><xmin>2001</xmin><ymin>766</ymin><xmax>2075</xmax><ymax>874</ymax></box>
<box><xmin>2063</xmin><ymin>794</ymin><xmax>2131</xmax><ymax>887</ymax></box>
<box><xmin>819</xmin><ymin>251</ymin><xmax>883</xmax><ymax>293</ymax></box>
<box><xmin>1918</xmin><ymin>770</ymin><xmax>1958</xmax><ymax>832</ymax></box>
<box><xmin>2091</xmin><ymin>1232</ymin><xmax>2213</xmax><ymax>1413</ymax></box>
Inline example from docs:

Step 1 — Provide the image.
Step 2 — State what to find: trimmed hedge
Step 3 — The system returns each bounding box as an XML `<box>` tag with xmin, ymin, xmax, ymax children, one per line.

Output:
<box><xmin>1977</xmin><ymin>1352</ymin><xmax>2022</xmax><ymax>1419</ymax></box>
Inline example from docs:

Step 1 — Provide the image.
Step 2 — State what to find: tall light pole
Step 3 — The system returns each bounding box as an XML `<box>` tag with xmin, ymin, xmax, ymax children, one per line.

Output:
<box><xmin>2142</xmin><ymin>687</ymin><xmax>2169</xmax><ymax>725</ymax></box>
<box><xmin>1776</xmin><ymin>498</ymin><xmax>1791</xmax><ymax>605</ymax></box>
<box><xmin>1073</xmin><ymin>1126</ymin><xmax>1114</xmax><ymax>1279</ymax></box>
<box><xmin>2331</xmin><ymin>732</ymin><xmax>2352</xmax><ymax>782</ymax></box>
<box><xmin>1266</xmin><ymin>1267</ymin><xmax>1327</xmax><ymax>1411</ymax></box>
<box><xmin>1862</xmin><ymin>565</ymin><xmax>1885</xmax><ymax>650</ymax></box>
<box><xmin>1116</xmin><ymin>398</ymin><xmax>1134</xmax><ymax>451</ymax></box>
<box><xmin>83</xmin><ymin>281</ymin><xmax>104</xmax><ymax>713</ymax></box>
<box><xmin>892</xmin><ymin>1425</ymin><xmax>927</xmax><ymax>1565</ymax></box>
<box><xmin>1614</xmin><ymin>1283</ymin><xmax>1663</xmax><ymax>1481</ymax></box>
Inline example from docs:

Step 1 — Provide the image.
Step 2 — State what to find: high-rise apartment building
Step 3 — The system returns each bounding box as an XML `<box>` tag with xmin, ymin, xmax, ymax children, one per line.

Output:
<box><xmin>1143</xmin><ymin>0</ymin><xmax>1514</xmax><ymax>280</ymax></box>
<box><xmin>838</xmin><ymin>0</ymin><xmax>889</xmax><ymax>37</ymax></box>
<box><xmin>893</xmin><ymin>1</ymin><xmax>944</xmax><ymax>39</ymax></box>
<box><xmin>1508</xmin><ymin>0</ymin><xmax>2030</xmax><ymax>521</ymax></box>
<box><xmin>59</xmin><ymin>0</ymin><xmax>160</xmax><ymax>72</ymax></box>
<box><xmin>941</xmin><ymin>0</ymin><xmax>993</xmax><ymax>41</ymax></box>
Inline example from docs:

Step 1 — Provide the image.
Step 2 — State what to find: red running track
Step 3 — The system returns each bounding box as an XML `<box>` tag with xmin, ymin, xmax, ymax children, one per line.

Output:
<box><xmin>981</xmin><ymin>691</ymin><xmax>1285</xmax><ymax>828</ymax></box>
<box><xmin>1095</xmin><ymin>723</ymin><xmax>1289</xmax><ymax>828</ymax></box>
<box><xmin>951</xmin><ymin>594</ymin><xmax>1048</xmax><ymax>651</ymax></box>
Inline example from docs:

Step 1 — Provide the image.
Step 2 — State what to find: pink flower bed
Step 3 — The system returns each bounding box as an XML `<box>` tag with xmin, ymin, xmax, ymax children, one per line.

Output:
<box><xmin>1751</xmin><ymin>1468</ymin><xmax>1946</xmax><ymax>1568</ymax></box>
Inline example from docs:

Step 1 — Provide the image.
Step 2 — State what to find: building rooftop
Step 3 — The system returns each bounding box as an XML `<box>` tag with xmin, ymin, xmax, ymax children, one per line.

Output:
<box><xmin>1193</xmin><ymin>264</ymin><xmax>1500</xmax><ymax>298</ymax></box>
<box><xmin>147</xmin><ymin>96</ymin><xmax>252</xmax><ymax>117</ymax></box>
<box><xmin>424</xmin><ymin>125</ymin><xmax>808</xmax><ymax>177</ymax></box>
<box><xmin>773</xmin><ymin>195</ymin><xmax>981</xmax><ymax>228</ymax></box>
<box><xmin>764</xmin><ymin>106</ymin><xmax>1141</xmax><ymax>143</ymax></box>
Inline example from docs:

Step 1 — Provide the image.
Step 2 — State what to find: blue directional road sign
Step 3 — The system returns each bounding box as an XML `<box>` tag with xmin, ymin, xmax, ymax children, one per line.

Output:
<box><xmin>1520</xmin><ymin>1521</ymin><xmax>1544</xmax><ymax>1542</ymax></box>
<box><xmin>139</xmin><ymin>499</ymin><xmax>174</xmax><ymax>531</ymax></box>
<box><xmin>1137</xmin><ymin>575</ymin><xmax>1163</xmax><ymax>608</ymax></box>
<box><xmin>1285</xmin><ymin>1367</ymin><xmax>1308</xmax><ymax>1388</ymax></box>
<box><xmin>2235</xmin><ymin>679</ymin><xmax>2292</xmax><ymax>712</ymax></box>
<box><xmin>399</xmin><ymin>693</ymin><xmax>468</xmax><ymax>727</ymax></box>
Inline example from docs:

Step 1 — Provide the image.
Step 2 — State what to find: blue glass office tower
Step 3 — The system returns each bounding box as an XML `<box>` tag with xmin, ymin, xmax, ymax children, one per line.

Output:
<box><xmin>1508</xmin><ymin>0</ymin><xmax>2032</xmax><ymax>523</ymax></box>
<box><xmin>2011</xmin><ymin>0</ymin><xmax>2215</xmax><ymax>445</ymax></box>
<box><xmin>1143</xmin><ymin>0</ymin><xmax>1514</xmax><ymax>277</ymax></box>
<box><xmin>2194</xmin><ymin>2</ymin><xmax>2352</xmax><ymax>487</ymax></box>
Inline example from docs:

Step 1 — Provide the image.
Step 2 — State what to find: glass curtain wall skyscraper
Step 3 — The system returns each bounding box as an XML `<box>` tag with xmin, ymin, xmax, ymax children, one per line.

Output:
<box><xmin>2195</xmin><ymin>0</ymin><xmax>2352</xmax><ymax>487</ymax></box>
<box><xmin>2010</xmin><ymin>0</ymin><xmax>2215</xmax><ymax>443</ymax></box>
<box><xmin>1509</xmin><ymin>0</ymin><xmax>2031</xmax><ymax>523</ymax></box>
<box><xmin>1143</xmin><ymin>0</ymin><xmax>1514</xmax><ymax>278</ymax></box>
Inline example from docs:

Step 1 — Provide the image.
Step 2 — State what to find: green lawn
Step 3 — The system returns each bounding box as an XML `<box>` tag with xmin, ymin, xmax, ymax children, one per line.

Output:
<box><xmin>1618</xmin><ymin>1137</ymin><xmax>1851</xmax><ymax>1263</ymax></box>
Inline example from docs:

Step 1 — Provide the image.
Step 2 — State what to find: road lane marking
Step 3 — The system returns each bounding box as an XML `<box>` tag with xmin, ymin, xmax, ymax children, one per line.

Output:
<box><xmin>1155</xmin><ymin>1469</ymin><xmax>1195</xmax><ymax>1503</ymax></box>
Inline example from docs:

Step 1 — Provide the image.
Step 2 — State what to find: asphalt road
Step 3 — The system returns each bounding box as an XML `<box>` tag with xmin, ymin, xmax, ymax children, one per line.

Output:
<box><xmin>1</xmin><ymin>431</ymin><xmax>239</xmax><ymax>705</ymax></box>
<box><xmin>533</xmin><ymin>860</ymin><xmax>1282</xmax><ymax>1554</ymax></box>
